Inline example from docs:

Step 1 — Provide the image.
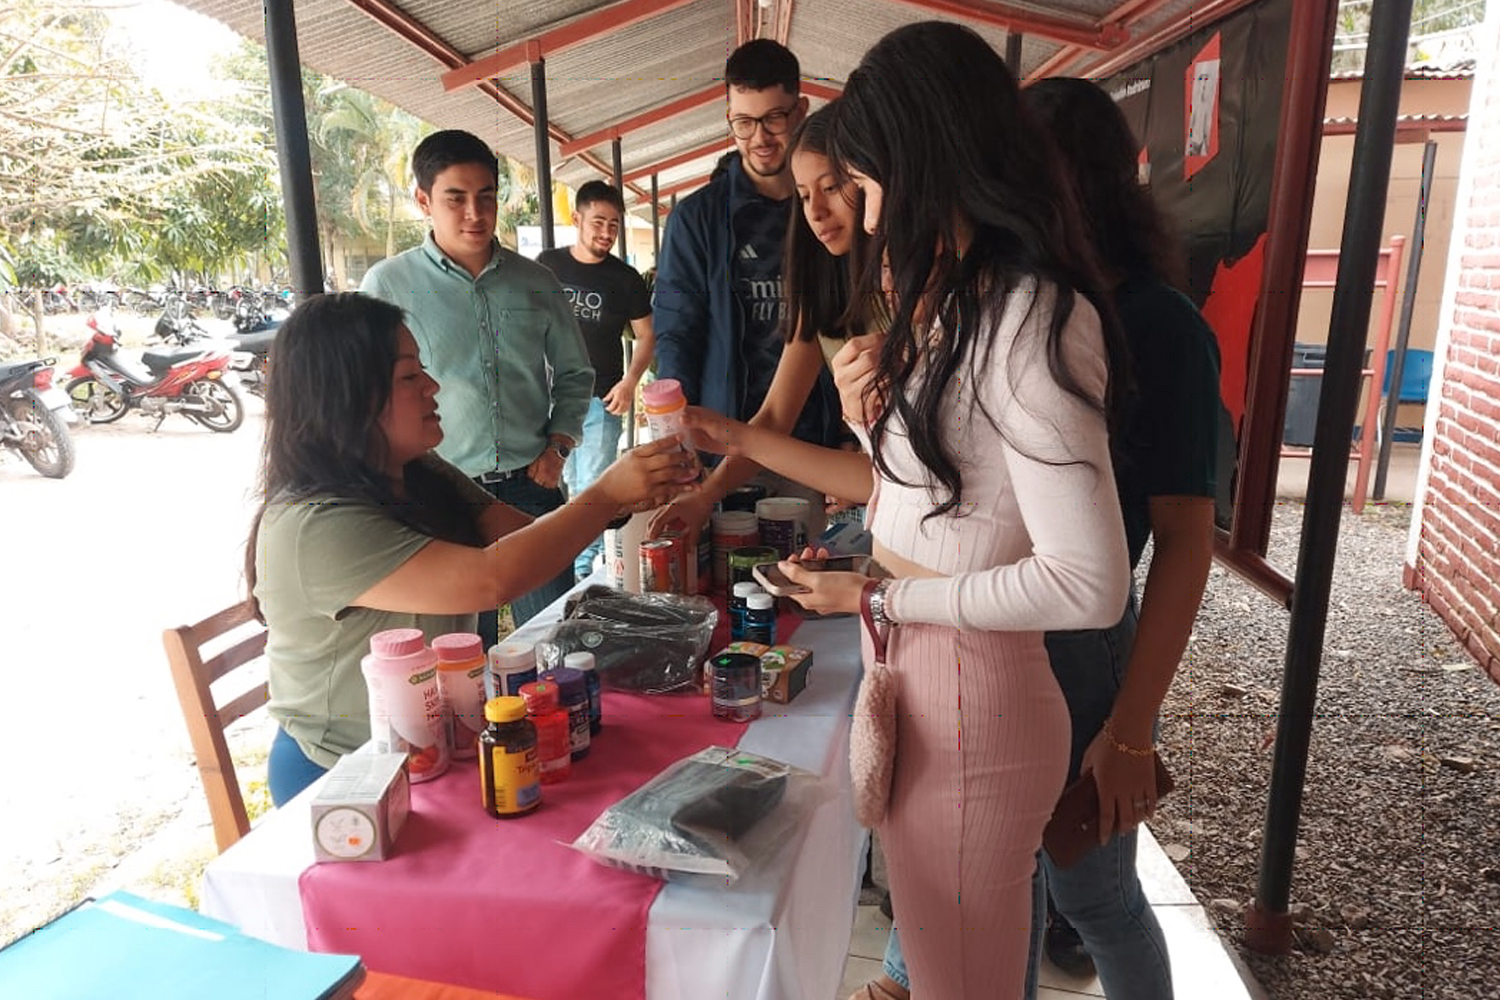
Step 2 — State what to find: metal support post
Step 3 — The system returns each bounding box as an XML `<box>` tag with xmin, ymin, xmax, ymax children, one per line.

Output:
<box><xmin>651</xmin><ymin>174</ymin><xmax>661</xmax><ymax>261</ymax></box>
<box><xmin>1246</xmin><ymin>0</ymin><xmax>1415</xmax><ymax>955</ymax></box>
<box><xmin>612</xmin><ymin>137</ymin><xmax>627</xmax><ymax>260</ymax></box>
<box><xmin>532</xmin><ymin>57</ymin><xmax>555</xmax><ymax>250</ymax></box>
<box><xmin>1374</xmin><ymin>139</ymin><xmax>1438</xmax><ymax>499</ymax></box>
<box><xmin>263</xmin><ymin>0</ymin><xmax>324</xmax><ymax>300</ymax></box>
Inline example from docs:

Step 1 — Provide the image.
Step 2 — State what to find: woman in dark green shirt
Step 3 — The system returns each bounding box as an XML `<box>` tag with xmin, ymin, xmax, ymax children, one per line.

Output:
<box><xmin>245</xmin><ymin>293</ymin><xmax>692</xmax><ymax>804</ymax></box>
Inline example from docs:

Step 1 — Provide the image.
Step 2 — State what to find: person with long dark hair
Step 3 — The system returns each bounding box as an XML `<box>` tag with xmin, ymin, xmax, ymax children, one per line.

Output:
<box><xmin>245</xmin><ymin>293</ymin><xmax>690</xmax><ymax>805</ymax></box>
<box><xmin>1021</xmin><ymin>76</ymin><xmax>1220</xmax><ymax>997</ymax></box>
<box><xmin>649</xmin><ymin>103</ymin><xmax>868</xmax><ymax>535</ymax></box>
<box><xmin>683</xmin><ymin>23</ymin><xmax>1131</xmax><ymax>996</ymax></box>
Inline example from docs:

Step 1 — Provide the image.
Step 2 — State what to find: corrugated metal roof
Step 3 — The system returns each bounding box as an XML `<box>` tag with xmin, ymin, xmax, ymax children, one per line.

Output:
<box><xmin>168</xmin><ymin>0</ymin><xmax>1241</xmax><ymax>210</ymax></box>
<box><xmin>1321</xmin><ymin>113</ymin><xmax>1468</xmax><ymax>136</ymax></box>
<box><xmin>1330</xmin><ymin>61</ymin><xmax>1477</xmax><ymax>81</ymax></box>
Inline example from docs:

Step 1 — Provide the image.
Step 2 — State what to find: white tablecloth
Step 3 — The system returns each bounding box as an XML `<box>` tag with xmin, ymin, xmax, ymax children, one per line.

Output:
<box><xmin>201</xmin><ymin>596</ymin><xmax>867</xmax><ymax>1000</ymax></box>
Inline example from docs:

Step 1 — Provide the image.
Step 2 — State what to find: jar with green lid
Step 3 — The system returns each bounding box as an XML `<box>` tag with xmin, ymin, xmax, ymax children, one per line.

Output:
<box><xmin>478</xmin><ymin>696</ymin><xmax>541</xmax><ymax>818</ymax></box>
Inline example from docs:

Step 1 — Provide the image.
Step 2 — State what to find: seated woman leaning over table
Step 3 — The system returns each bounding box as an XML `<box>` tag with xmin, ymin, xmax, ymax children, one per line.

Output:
<box><xmin>244</xmin><ymin>292</ymin><xmax>694</xmax><ymax>806</ymax></box>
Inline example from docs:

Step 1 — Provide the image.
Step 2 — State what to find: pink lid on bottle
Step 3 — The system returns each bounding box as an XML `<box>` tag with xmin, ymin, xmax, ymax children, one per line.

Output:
<box><xmin>641</xmin><ymin>379</ymin><xmax>684</xmax><ymax>410</ymax></box>
<box><xmin>432</xmin><ymin>632</ymin><xmax>484</xmax><ymax>663</ymax></box>
<box><xmin>364</xmin><ymin>628</ymin><xmax>434</xmax><ymax>676</ymax></box>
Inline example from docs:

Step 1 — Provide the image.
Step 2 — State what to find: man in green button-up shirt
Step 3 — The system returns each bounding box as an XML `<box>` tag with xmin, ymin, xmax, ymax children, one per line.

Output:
<box><xmin>362</xmin><ymin>129</ymin><xmax>594</xmax><ymax>638</ymax></box>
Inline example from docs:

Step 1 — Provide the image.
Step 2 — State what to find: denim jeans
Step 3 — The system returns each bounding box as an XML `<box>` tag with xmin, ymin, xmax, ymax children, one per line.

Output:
<box><xmin>562</xmin><ymin>396</ymin><xmax>624</xmax><ymax>581</ymax></box>
<box><xmin>882</xmin><ymin>594</ymin><xmax>1174</xmax><ymax>1000</ymax></box>
<box><xmin>1039</xmin><ymin>595</ymin><xmax>1173</xmax><ymax>1000</ymax></box>
<box><xmin>268</xmin><ymin>726</ymin><xmax>328</xmax><ymax>807</ymax></box>
<box><xmin>474</xmin><ymin>473</ymin><xmax>572</xmax><ymax>646</ymax></box>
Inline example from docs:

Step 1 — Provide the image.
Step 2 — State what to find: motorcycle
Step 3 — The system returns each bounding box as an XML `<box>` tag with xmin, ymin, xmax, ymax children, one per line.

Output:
<box><xmin>225</xmin><ymin>324</ymin><xmax>276</xmax><ymax>399</ymax></box>
<box><xmin>0</xmin><ymin>357</ymin><xmax>77</xmax><ymax>478</ymax></box>
<box><xmin>65</xmin><ymin>312</ymin><xmax>245</xmax><ymax>433</ymax></box>
<box><xmin>42</xmin><ymin>283</ymin><xmax>77</xmax><ymax>314</ymax></box>
<box><xmin>226</xmin><ymin>302</ymin><xmax>279</xmax><ymax>399</ymax></box>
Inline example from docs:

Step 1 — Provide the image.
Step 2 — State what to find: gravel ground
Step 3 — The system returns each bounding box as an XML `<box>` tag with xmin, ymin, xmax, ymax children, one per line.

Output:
<box><xmin>1154</xmin><ymin>499</ymin><xmax>1500</xmax><ymax>1000</ymax></box>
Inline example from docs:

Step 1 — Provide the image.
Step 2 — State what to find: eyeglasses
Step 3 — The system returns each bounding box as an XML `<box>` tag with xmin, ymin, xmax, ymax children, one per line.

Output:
<box><xmin>728</xmin><ymin>105</ymin><xmax>798</xmax><ymax>139</ymax></box>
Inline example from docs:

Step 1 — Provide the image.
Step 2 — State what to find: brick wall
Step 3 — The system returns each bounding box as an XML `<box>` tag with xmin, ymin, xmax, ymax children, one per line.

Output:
<box><xmin>1409</xmin><ymin>29</ymin><xmax>1500</xmax><ymax>685</ymax></box>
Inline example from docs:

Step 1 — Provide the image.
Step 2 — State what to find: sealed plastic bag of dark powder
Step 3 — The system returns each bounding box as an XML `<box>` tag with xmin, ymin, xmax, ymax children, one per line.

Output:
<box><xmin>538</xmin><ymin>587</ymin><xmax>717</xmax><ymax>693</ymax></box>
<box><xmin>571</xmin><ymin>747</ymin><xmax>823</xmax><ymax>884</ymax></box>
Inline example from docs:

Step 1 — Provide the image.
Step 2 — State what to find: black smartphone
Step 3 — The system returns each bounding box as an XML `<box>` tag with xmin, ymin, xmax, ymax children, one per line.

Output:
<box><xmin>752</xmin><ymin>555</ymin><xmax>873</xmax><ymax>597</ymax></box>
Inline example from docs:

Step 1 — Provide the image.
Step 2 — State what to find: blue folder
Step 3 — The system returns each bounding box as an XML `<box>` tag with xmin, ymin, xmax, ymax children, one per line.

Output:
<box><xmin>0</xmin><ymin>891</ymin><xmax>364</xmax><ymax>999</ymax></box>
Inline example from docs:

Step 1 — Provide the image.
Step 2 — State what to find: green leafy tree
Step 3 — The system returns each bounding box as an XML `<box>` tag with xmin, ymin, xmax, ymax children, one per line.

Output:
<box><xmin>2</xmin><ymin>2</ymin><xmax>280</xmax><ymax>284</ymax></box>
<box><xmin>1332</xmin><ymin>0</ymin><xmax>1487</xmax><ymax>73</ymax></box>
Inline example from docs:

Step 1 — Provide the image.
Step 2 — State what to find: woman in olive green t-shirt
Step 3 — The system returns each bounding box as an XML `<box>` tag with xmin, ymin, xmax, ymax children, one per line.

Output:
<box><xmin>245</xmin><ymin>292</ymin><xmax>692</xmax><ymax>804</ymax></box>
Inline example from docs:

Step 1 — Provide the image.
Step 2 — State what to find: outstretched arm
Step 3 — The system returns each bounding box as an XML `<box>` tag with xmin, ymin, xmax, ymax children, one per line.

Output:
<box><xmin>685</xmin><ymin>406</ymin><xmax>875</xmax><ymax>507</ymax></box>
<box><xmin>649</xmin><ymin>336</ymin><xmax>832</xmax><ymax>537</ymax></box>
<box><xmin>354</xmin><ymin>438</ymin><xmax>694</xmax><ymax>614</ymax></box>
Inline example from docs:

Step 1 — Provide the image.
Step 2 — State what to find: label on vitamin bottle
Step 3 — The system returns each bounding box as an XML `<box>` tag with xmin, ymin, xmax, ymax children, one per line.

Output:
<box><xmin>488</xmin><ymin>745</ymin><xmax>541</xmax><ymax>815</ymax></box>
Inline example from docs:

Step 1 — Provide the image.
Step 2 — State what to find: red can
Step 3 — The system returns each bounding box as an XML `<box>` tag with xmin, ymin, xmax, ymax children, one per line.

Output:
<box><xmin>640</xmin><ymin>538</ymin><xmax>682</xmax><ymax>593</ymax></box>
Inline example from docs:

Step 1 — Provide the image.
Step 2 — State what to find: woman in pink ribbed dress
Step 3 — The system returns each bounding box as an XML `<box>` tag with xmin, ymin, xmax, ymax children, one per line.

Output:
<box><xmin>685</xmin><ymin>22</ymin><xmax>1133</xmax><ymax>997</ymax></box>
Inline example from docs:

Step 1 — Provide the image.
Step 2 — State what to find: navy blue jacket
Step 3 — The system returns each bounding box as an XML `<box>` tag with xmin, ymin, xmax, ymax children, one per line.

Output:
<box><xmin>653</xmin><ymin>155</ymin><xmax>842</xmax><ymax>446</ymax></box>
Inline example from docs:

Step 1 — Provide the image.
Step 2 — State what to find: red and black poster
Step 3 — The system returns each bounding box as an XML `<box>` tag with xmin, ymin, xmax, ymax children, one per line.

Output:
<box><xmin>1100</xmin><ymin>0</ymin><xmax>1293</xmax><ymax>529</ymax></box>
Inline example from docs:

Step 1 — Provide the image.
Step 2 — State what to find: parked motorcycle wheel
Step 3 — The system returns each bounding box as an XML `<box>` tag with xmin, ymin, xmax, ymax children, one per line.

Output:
<box><xmin>185</xmin><ymin>378</ymin><xmax>244</xmax><ymax>433</ymax></box>
<box><xmin>211</xmin><ymin>294</ymin><xmax>234</xmax><ymax>320</ymax></box>
<box><xmin>66</xmin><ymin>376</ymin><xmax>129</xmax><ymax>424</ymax></box>
<box><xmin>7</xmin><ymin>396</ymin><xmax>76</xmax><ymax>478</ymax></box>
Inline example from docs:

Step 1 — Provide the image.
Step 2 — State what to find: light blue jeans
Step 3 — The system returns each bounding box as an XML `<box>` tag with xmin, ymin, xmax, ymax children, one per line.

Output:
<box><xmin>563</xmin><ymin>396</ymin><xmax>624</xmax><ymax>581</ymax></box>
<box><xmin>883</xmin><ymin>595</ymin><xmax>1174</xmax><ymax>1000</ymax></box>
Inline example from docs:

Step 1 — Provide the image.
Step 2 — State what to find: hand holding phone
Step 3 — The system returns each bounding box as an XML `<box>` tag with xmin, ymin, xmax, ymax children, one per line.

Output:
<box><xmin>753</xmin><ymin>555</ymin><xmax>873</xmax><ymax>597</ymax></box>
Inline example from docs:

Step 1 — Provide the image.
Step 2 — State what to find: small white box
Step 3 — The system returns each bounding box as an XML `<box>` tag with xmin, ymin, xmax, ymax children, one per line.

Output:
<box><xmin>310</xmin><ymin>752</ymin><xmax>410</xmax><ymax>862</ymax></box>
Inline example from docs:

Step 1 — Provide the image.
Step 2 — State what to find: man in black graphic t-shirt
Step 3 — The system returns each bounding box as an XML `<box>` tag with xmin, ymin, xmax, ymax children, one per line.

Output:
<box><xmin>537</xmin><ymin>181</ymin><xmax>655</xmax><ymax>581</ymax></box>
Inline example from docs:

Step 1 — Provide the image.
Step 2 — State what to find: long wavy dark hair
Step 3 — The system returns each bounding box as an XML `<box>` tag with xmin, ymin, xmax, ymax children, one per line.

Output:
<box><xmin>781</xmin><ymin>103</ymin><xmax>869</xmax><ymax>345</ymax></box>
<box><xmin>1021</xmin><ymin>77</ymin><xmax>1187</xmax><ymax>290</ymax></box>
<box><xmin>825</xmin><ymin>21</ymin><xmax>1124</xmax><ymax>519</ymax></box>
<box><xmin>242</xmin><ymin>292</ymin><xmax>484</xmax><ymax>620</ymax></box>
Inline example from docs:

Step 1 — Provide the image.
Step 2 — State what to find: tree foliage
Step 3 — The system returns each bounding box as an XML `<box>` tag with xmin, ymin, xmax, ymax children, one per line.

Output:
<box><xmin>1</xmin><ymin>1</ymin><xmax>277</xmax><ymax>281</ymax></box>
<box><xmin>3</xmin><ymin>1</ymin><xmax>540</xmax><ymax>289</ymax></box>
<box><xmin>1332</xmin><ymin>0</ymin><xmax>1487</xmax><ymax>73</ymax></box>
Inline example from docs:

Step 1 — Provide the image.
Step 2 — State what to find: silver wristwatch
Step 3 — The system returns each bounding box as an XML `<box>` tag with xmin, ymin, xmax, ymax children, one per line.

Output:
<box><xmin>867</xmin><ymin>578</ymin><xmax>895</xmax><ymax>628</ymax></box>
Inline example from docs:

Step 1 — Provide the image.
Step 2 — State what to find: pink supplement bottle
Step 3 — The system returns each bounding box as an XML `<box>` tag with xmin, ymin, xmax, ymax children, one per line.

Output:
<box><xmin>361</xmin><ymin>628</ymin><xmax>449</xmax><ymax>782</ymax></box>
<box><xmin>641</xmin><ymin>379</ymin><xmax>699</xmax><ymax>482</ymax></box>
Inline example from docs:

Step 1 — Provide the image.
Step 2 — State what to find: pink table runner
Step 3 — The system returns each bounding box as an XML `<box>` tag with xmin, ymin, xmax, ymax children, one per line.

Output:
<box><xmin>299</xmin><ymin>606</ymin><xmax>802</xmax><ymax>1000</ymax></box>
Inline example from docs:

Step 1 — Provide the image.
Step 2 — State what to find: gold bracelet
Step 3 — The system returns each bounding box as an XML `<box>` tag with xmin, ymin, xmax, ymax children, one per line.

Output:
<box><xmin>1102</xmin><ymin>717</ymin><xmax>1155</xmax><ymax>758</ymax></box>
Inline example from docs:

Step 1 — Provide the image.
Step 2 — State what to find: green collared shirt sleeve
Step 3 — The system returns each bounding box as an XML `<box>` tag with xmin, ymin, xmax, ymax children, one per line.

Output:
<box><xmin>361</xmin><ymin>235</ymin><xmax>594</xmax><ymax>477</ymax></box>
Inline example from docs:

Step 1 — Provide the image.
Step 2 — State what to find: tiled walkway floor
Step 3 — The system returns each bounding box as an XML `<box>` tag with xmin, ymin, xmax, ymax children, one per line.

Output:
<box><xmin>836</xmin><ymin>827</ymin><xmax>1266</xmax><ymax>1000</ymax></box>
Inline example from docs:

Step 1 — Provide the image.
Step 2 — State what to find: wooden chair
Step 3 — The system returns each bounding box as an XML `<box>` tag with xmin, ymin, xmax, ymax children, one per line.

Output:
<box><xmin>163</xmin><ymin>601</ymin><xmax>269</xmax><ymax>853</ymax></box>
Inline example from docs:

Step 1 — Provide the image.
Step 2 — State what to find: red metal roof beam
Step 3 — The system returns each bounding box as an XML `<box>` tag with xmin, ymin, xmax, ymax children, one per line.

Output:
<box><xmin>883</xmin><ymin>0</ymin><xmax>1128</xmax><ymax>51</ymax></box>
<box><xmin>1077</xmin><ymin>0</ymin><xmax>1257</xmax><ymax>79</ymax></box>
<box><xmin>560</xmin><ymin>76</ymin><xmax>838</xmax><ymax>159</ymax></box>
<box><xmin>621</xmin><ymin>139</ymin><xmax>733</xmax><ymax>185</ymax></box>
<box><xmin>342</xmin><ymin>0</ymin><xmax>650</xmax><ymax>203</ymax></box>
<box><xmin>773</xmin><ymin>0</ymin><xmax>796</xmax><ymax>45</ymax></box>
<box><xmin>737</xmin><ymin>0</ymin><xmax>759</xmax><ymax>46</ymax></box>
<box><xmin>656</xmin><ymin>172</ymin><xmax>713</xmax><ymax>201</ymax></box>
<box><xmin>560</xmin><ymin>84</ymin><xmax>725</xmax><ymax>156</ymax></box>
<box><xmin>441</xmin><ymin>0</ymin><xmax>701</xmax><ymax>92</ymax></box>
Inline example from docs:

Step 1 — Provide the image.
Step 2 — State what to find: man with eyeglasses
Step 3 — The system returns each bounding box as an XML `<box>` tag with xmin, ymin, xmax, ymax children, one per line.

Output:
<box><xmin>652</xmin><ymin>40</ymin><xmax>846</xmax><ymax>499</ymax></box>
